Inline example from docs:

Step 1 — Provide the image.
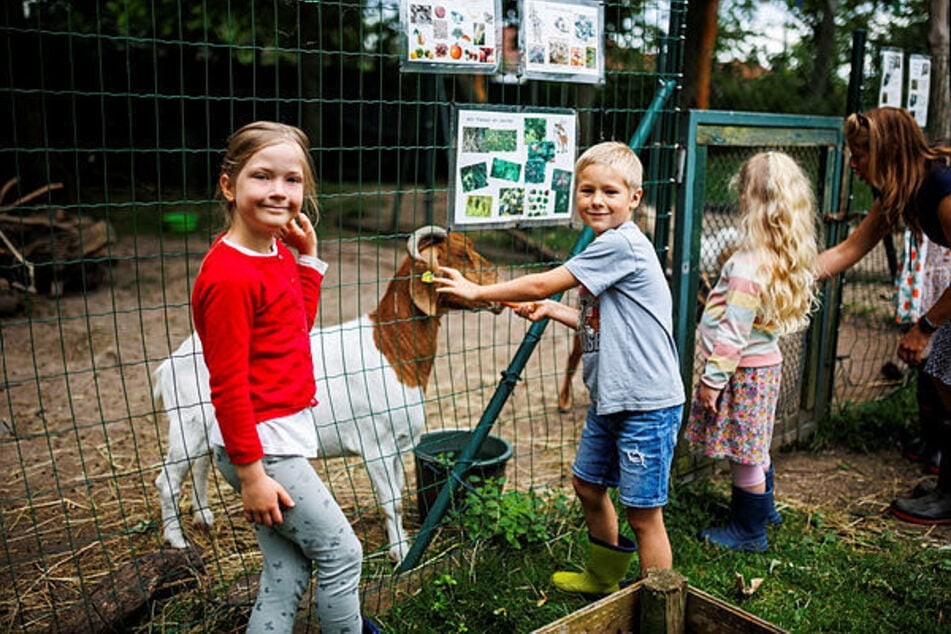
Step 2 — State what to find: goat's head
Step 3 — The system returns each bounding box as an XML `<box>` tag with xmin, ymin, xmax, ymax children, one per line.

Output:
<box><xmin>406</xmin><ymin>225</ymin><xmax>501</xmax><ymax>316</ymax></box>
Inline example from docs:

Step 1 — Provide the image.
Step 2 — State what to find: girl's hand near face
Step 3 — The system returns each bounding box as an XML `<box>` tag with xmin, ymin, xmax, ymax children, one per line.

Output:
<box><xmin>280</xmin><ymin>213</ymin><xmax>317</xmax><ymax>258</ymax></box>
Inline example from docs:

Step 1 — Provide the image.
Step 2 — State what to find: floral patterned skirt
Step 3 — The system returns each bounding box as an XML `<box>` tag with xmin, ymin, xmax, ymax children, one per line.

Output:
<box><xmin>684</xmin><ymin>364</ymin><xmax>781</xmax><ymax>465</ymax></box>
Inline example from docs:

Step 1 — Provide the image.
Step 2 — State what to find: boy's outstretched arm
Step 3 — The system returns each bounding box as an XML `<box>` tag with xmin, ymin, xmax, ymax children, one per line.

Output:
<box><xmin>436</xmin><ymin>264</ymin><xmax>580</xmax><ymax>328</ymax></box>
<box><xmin>435</xmin><ymin>264</ymin><xmax>577</xmax><ymax>303</ymax></box>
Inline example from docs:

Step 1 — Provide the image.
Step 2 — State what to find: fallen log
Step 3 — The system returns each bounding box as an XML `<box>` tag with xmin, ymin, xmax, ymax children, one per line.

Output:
<box><xmin>50</xmin><ymin>547</ymin><xmax>204</xmax><ymax>634</ymax></box>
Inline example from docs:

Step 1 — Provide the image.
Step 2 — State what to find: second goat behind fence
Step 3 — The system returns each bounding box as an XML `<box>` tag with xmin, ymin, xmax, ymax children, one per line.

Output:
<box><xmin>153</xmin><ymin>226</ymin><xmax>500</xmax><ymax>563</ymax></box>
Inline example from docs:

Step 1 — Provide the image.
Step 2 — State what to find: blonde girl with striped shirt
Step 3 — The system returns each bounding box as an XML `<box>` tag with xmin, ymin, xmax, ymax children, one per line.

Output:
<box><xmin>685</xmin><ymin>151</ymin><xmax>819</xmax><ymax>552</ymax></box>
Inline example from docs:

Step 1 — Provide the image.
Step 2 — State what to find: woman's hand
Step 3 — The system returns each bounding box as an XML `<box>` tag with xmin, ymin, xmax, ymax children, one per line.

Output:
<box><xmin>898</xmin><ymin>324</ymin><xmax>932</xmax><ymax>366</ymax></box>
<box><xmin>698</xmin><ymin>383</ymin><xmax>722</xmax><ymax>415</ymax></box>
<box><xmin>235</xmin><ymin>461</ymin><xmax>295</xmax><ymax>526</ymax></box>
<box><xmin>280</xmin><ymin>213</ymin><xmax>317</xmax><ymax>258</ymax></box>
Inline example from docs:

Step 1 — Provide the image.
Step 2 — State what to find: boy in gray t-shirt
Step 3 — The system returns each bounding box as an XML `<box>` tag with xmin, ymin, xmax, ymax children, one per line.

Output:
<box><xmin>436</xmin><ymin>141</ymin><xmax>684</xmax><ymax>594</ymax></box>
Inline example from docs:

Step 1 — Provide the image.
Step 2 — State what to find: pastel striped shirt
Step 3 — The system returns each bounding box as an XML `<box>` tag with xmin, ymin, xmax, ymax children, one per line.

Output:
<box><xmin>696</xmin><ymin>249</ymin><xmax>782</xmax><ymax>390</ymax></box>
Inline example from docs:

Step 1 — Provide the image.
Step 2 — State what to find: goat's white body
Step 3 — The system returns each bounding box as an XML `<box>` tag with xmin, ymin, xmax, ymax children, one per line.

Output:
<box><xmin>154</xmin><ymin>314</ymin><xmax>424</xmax><ymax>562</ymax></box>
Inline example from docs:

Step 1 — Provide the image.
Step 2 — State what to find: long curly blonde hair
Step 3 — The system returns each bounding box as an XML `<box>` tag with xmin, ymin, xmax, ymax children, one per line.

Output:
<box><xmin>733</xmin><ymin>151</ymin><xmax>819</xmax><ymax>335</ymax></box>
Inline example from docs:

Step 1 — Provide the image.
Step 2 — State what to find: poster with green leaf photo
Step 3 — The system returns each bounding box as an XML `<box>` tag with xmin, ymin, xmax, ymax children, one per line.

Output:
<box><xmin>451</xmin><ymin>106</ymin><xmax>577</xmax><ymax>229</ymax></box>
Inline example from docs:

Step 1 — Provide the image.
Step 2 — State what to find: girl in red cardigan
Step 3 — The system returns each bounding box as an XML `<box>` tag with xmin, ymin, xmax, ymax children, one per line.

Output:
<box><xmin>192</xmin><ymin>121</ymin><xmax>376</xmax><ymax>633</ymax></box>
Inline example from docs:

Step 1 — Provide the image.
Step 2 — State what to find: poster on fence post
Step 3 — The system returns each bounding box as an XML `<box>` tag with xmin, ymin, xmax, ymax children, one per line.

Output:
<box><xmin>906</xmin><ymin>54</ymin><xmax>931</xmax><ymax>128</ymax></box>
<box><xmin>878</xmin><ymin>48</ymin><xmax>904</xmax><ymax>108</ymax></box>
<box><xmin>518</xmin><ymin>0</ymin><xmax>604</xmax><ymax>84</ymax></box>
<box><xmin>399</xmin><ymin>0</ymin><xmax>503</xmax><ymax>74</ymax></box>
<box><xmin>449</xmin><ymin>106</ymin><xmax>577</xmax><ymax>229</ymax></box>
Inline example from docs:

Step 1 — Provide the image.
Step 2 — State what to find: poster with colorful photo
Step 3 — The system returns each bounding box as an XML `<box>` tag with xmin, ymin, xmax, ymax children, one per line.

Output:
<box><xmin>400</xmin><ymin>0</ymin><xmax>502</xmax><ymax>74</ymax></box>
<box><xmin>450</xmin><ymin>106</ymin><xmax>577</xmax><ymax>229</ymax></box>
<box><xmin>519</xmin><ymin>0</ymin><xmax>604</xmax><ymax>84</ymax></box>
<box><xmin>906</xmin><ymin>54</ymin><xmax>931</xmax><ymax>128</ymax></box>
<box><xmin>878</xmin><ymin>48</ymin><xmax>904</xmax><ymax>108</ymax></box>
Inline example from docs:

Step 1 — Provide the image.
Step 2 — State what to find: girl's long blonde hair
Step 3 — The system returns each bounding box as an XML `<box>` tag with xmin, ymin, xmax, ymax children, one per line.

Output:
<box><xmin>734</xmin><ymin>151</ymin><xmax>819</xmax><ymax>335</ymax></box>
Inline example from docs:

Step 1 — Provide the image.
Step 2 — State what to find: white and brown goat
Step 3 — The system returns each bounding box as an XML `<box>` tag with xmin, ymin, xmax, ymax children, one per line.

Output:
<box><xmin>153</xmin><ymin>226</ymin><xmax>499</xmax><ymax>562</ymax></box>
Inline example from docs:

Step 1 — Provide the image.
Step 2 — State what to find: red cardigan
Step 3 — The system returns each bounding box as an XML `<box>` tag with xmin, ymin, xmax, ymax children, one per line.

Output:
<box><xmin>191</xmin><ymin>237</ymin><xmax>322</xmax><ymax>464</ymax></box>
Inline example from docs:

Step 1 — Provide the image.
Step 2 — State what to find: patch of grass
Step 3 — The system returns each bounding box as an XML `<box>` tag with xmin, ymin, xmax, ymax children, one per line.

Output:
<box><xmin>811</xmin><ymin>380</ymin><xmax>917</xmax><ymax>452</ymax></box>
<box><xmin>382</xmin><ymin>459</ymin><xmax>949</xmax><ymax>633</ymax></box>
<box><xmin>666</xmin><ymin>481</ymin><xmax>949</xmax><ymax>632</ymax></box>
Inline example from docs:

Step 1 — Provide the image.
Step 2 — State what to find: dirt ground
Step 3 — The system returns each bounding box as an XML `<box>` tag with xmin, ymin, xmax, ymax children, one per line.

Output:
<box><xmin>1</xmin><ymin>227</ymin><xmax>948</xmax><ymax>631</ymax></box>
<box><xmin>756</xmin><ymin>449</ymin><xmax>950</xmax><ymax>545</ymax></box>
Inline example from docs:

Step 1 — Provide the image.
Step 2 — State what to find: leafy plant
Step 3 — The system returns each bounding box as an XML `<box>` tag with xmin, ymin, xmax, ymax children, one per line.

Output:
<box><xmin>450</xmin><ymin>478</ymin><xmax>571</xmax><ymax>549</ymax></box>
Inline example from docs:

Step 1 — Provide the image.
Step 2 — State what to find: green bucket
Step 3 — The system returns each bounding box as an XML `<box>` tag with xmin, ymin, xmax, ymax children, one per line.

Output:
<box><xmin>414</xmin><ymin>430</ymin><xmax>512</xmax><ymax>522</ymax></box>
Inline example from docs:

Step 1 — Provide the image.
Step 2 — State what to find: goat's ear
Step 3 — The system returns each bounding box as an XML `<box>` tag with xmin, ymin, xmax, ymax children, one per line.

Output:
<box><xmin>409</xmin><ymin>250</ymin><xmax>441</xmax><ymax>316</ymax></box>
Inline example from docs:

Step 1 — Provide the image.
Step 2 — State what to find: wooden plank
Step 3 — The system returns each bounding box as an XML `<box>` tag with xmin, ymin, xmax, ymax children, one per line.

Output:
<box><xmin>531</xmin><ymin>581</ymin><xmax>643</xmax><ymax>633</ymax></box>
<box><xmin>640</xmin><ymin>569</ymin><xmax>686</xmax><ymax>633</ymax></box>
<box><xmin>685</xmin><ymin>587</ymin><xmax>789</xmax><ymax>634</ymax></box>
<box><xmin>531</xmin><ymin>574</ymin><xmax>788</xmax><ymax>634</ymax></box>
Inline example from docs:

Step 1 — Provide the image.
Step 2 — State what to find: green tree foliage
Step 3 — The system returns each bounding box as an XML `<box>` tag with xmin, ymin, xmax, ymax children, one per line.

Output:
<box><xmin>708</xmin><ymin>0</ymin><xmax>930</xmax><ymax>115</ymax></box>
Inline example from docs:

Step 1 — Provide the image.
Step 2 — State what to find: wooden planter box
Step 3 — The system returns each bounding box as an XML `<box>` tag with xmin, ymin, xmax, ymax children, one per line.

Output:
<box><xmin>533</xmin><ymin>570</ymin><xmax>787</xmax><ymax>634</ymax></box>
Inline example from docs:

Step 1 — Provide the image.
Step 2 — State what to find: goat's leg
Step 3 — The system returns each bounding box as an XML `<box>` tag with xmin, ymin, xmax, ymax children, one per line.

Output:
<box><xmin>188</xmin><ymin>452</ymin><xmax>215</xmax><ymax>529</ymax></box>
<box><xmin>363</xmin><ymin>450</ymin><xmax>410</xmax><ymax>563</ymax></box>
<box><xmin>154</xmin><ymin>449</ymin><xmax>191</xmax><ymax>549</ymax></box>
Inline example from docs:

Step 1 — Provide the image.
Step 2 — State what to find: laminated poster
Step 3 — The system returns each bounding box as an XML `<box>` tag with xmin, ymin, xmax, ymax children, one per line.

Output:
<box><xmin>400</xmin><ymin>0</ymin><xmax>501</xmax><ymax>74</ymax></box>
<box><xmin>451</xmin><ymin>107</ymin><xmax>577</xmax><ymax>229</ymax></box>
<box><xmin>878</xmin><ymin>48</ymin><xmax>904</xmax><ymax>108</ymax></box>
<box><xmin>906</xmin><ymin>54</ymin><xmax>931</xmax><ymax>128</ymax></box>
<box><xmin>520</xmin><ymin>0</ymin><xmax>604</xmax><ymax>84</ymax></box>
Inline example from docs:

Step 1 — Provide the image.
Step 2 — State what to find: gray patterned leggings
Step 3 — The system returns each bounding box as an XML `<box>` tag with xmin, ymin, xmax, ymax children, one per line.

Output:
<box><xmin>214</xmin><ymin>449</ymin><xmax>363</xmax><ymax>634</ymax></box>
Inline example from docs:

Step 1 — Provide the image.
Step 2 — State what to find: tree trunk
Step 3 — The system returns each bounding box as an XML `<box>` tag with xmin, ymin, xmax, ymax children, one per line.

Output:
<box><xmin>682</xmin><ymin>0</ymin><xmax>719</xmax><ymax>110</ymax></box>
<box><xmin>929</xmin><ymin>0</ymin><xmax>951</xmax><ymax>141</ymax></box>
<box><xmin>811</xmin><ymin>0</ymin><xmax>838</xmax><ymax>98</ymax></box>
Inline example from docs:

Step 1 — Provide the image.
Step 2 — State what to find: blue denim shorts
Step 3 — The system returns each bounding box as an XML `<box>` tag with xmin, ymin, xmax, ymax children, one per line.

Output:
<box><xmin>572</xmin><ymin>404</ymin><xmax>683</xmax><ymax>508</ymax></box>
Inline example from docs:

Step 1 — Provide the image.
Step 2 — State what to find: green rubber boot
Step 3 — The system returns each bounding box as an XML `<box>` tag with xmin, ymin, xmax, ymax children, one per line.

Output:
<box><xmin>551</xmin><ymin>534</ymin><xmax>637</xmax><ymax>595</ymax></box>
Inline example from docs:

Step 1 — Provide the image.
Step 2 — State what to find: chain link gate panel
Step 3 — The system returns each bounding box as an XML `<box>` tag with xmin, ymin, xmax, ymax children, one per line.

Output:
<box><xmin>672</xmin><ymin>110</ymin><xmax>845</xmax><ymax>480</ymax></box>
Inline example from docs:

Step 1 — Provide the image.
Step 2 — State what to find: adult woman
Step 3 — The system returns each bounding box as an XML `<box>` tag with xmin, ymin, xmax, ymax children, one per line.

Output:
<box><xmin>818</xmin><ymin>106</ymin><xmax>951</xmax><ymax>525</ymax></box>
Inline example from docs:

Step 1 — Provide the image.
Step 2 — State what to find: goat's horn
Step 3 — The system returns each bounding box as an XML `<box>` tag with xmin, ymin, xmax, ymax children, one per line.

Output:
<box><xmin>406</xmin><ymin>225</ymin><xmax>448</xmax><ymax>262</ymax></box>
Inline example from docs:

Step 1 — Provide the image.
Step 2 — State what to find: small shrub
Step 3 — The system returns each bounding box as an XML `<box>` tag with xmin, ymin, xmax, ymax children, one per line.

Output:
<box><xmin>449</xmin><ymin>478</ymin><xmax>571</xmax><ymax>549</ymax></box>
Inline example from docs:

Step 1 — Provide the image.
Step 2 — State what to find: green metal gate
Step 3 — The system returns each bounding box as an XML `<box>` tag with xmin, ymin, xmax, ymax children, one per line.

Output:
<box><xmin>672</xmin><ymin>110</ymin><xmax>845</xmax><ymax>475</ymax></box>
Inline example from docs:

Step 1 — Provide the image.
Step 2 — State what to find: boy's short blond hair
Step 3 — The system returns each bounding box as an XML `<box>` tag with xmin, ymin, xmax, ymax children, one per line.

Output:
<box><xmin>575</xmin><ymin>141</ymin><xmax>643</xmax><ymax>192</ymax></box>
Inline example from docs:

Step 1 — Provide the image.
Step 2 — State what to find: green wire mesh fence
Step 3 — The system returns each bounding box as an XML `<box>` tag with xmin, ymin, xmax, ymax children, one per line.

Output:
<box><xmin>0</xmin><ymin>1</ymin><xmax>686</xmax><ymax>630</ymax></box>
<box><xmin>0</xmin><ymin>1</ymin><xmax>904</xmax><ymax>631</ymax></box>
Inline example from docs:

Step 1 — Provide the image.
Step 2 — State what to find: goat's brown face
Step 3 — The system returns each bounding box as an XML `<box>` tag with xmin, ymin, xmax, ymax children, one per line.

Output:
<box><xmin>442</xmin><ymin>232</ymin><xmax>501</xmax><ymax>311</ymax></box>
<box><xmin>410</xmin><ymin>231</ymin><xmax>500</xmax><ymax>315</ymax></box>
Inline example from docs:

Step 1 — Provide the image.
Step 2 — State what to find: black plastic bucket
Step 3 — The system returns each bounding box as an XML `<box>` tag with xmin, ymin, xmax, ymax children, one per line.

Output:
<box><xmin>414</xmin><ymin>430</ymin><xmax>513</xmax><ymax>522</ymax></box>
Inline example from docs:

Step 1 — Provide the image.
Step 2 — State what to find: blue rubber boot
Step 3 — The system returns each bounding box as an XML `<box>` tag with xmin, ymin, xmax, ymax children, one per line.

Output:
<box><xmin>765</xmin><ymin>465</ymin><xmax>782</xmax><ymax>525</ymax></box>
<box><xmin>701</xmin><ymin>486</ymin><xmax>769</xmax><ymax>552</ymax></box>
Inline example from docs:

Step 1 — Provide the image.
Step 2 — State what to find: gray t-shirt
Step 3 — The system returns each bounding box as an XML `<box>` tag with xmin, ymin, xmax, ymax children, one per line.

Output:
<box><xmin>565</xmin><ymin>221</ymin><xmax>685</xmax><ymax>414</ymax></box>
